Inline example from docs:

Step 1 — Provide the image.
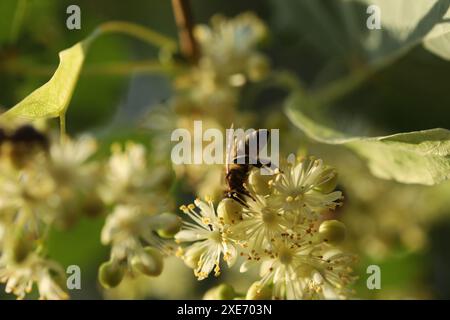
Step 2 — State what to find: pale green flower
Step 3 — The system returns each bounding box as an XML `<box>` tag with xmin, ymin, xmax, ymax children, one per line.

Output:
<box><xmin>100</xmin><ymin>142</ymin><xmax>171</xmax><ymax>211</ymax></box>
<box><xmin>175</xmin><ymin>199</ymin><xmax>238</xmax><ymax>280</ymax></box>
<box><xmin>0</xmin><ymin>253</ymin><xmax>68</xmax><ymax>300</ymax></box>
<box><xmin>240</xmin><ymin>234</ymin><xmax>356</xmax><ymax>300</ymax></box>
<box><xmin>229</xmin><ymin>194</ymin><xmax>286</xmax><ymax>258</ymax></box>
<box><xmin>271</xmin><ymin>157</ymin><xmax>343</xmax><ymax>219</ymax></box>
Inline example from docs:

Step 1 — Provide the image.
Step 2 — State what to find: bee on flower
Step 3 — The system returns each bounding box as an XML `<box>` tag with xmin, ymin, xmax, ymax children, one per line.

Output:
<box><xmin>175</xmin><ymin>154</ymin><xmax>356</xmax><ymax>300</ymax></box>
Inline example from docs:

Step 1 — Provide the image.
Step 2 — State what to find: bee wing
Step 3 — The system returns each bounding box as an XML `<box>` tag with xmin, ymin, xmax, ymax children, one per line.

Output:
<box><xmin>257</xmin><ymin>156</ymin><xmax>277</xmax><ymax>172</ymax></box>
<box><xmin>225</xmin><ymin>124</ymin><xmax>235</xmax><ymax>174</ymax></box>
<box><xmin>246</xmin><ymin>129</ymin><xmax>270</xmax><ymax>164</ymax></box>
<box><xmin>257</xmin><ymin>129</ymin><xmax>270</xmax><ymax>150</ymax></box>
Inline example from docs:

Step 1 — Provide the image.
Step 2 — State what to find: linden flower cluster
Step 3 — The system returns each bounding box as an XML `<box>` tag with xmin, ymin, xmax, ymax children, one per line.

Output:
<box><xmin>98</xmin><ymin>142</ymin><xmax>181</xmax><ymax>289</ymax></box>
<box><xmin>175</xmin><ymin>157</ymin><xmax>357</xmax><ymax>300</ymax></box>
<box><xmin>169</xmin><ymin>12</ymin><xmax>270</xmax><ymax>124</ymax></box>
<box><xmin>0</xmin><ymin>125</ymin><xmax>178</xmax><ymax>298</ymax></box>
<box><xmin>0</xmin><ymin>126</ymin><xmax>101</xmax><ymax>299</ymax></box>
<box><xmin>146</xmin><ymin>13</ymin><xmax>270</xmax><ymax>202</ymax></box>
<box><xmin>190</xmin><ymin>12</ymin><xmax>270</xmax><ymax>108</ymax></box>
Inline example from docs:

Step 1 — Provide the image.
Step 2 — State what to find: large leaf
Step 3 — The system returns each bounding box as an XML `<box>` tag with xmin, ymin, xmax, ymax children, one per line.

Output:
<box><xmin>424</xmin><ymin>5</ymin><xmax>450</xmax><ymax>60</ymax></box>
<box><xmin>285</xmin><ymin>94</ymin><xmax>450</xmax><ymax>185</ymax></box>
<box><xmin>356</xmin><ymin>0</ymin><xmax>450</xmax><ymax>61</ymax></box>
<box><xmin>270</xmin><ymin>0</ymin><xmax>450</xmax><ymax>91</ymax></box>
<box><xmin>3</xmin><ymin>41</ymin><xmax>88</xmax><ymax>119</ymax></box>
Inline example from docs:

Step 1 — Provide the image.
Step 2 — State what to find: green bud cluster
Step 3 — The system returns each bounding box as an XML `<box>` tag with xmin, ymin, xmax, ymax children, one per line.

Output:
<box><xmin>98</xmin><ymin>261</ymin><xmax>125</xmax><ymax>289</ymax></box>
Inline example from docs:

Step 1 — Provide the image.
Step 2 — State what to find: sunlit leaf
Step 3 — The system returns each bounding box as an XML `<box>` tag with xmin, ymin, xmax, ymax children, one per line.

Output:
<box><xmin>285</xmin><ymin>94</ymin><xmax>450</xmax><ymax>185</ymax></box>
<box><xmin>3</xmin><ymin>41</ymin><xmax>89</xmax><ymax>120</ymax></box>
<box><xmin>1</xmin><ymin>21</ymin><xmax>176</xmax><ymax>122</ymax></box>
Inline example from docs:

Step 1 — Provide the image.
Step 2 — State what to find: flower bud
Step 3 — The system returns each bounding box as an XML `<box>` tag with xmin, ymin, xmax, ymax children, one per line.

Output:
<box><xmin>217</xmin><ymin>198</ymin><xmax>242</xmax><ymax>224</ymax></box>
<box><xmin>98</xmin><ymin>260</ymin><xmax>125</xmax><ymax>289</ymax></box>
<box><xmin>248</xmin><ymin>169</ymin><xmax>272</xmax><ymax>195</ymax></box>
<box><xmin>319</xmin><ymin>220</ymin><xmax>347</xmax><ymax>245</ymax></box>
<box><xmin>246</xmin><ymin>281</ymin><xmax>272</xmax><ymax>300</ymax></box>
<box><xmin>131</xmin><ymin>247</ymin><xmax>164</xmax><ymax>277</ymax></box>
<box><xmin>154</xmin><ymin>213</ymin><xmax>182</xmax><ymax>239</ymax></box>
<box><xmin>203</xmin><ymin>284</ymin><xmax>236</xmax><ymax>300</ymax></box>
<box><xmin>315</xmin><ymin>168</ymin><xmax>338</xmax><ymax>194</ymax></box>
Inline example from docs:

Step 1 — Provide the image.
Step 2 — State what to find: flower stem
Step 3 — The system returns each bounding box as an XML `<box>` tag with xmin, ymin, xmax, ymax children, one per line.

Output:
<box><xmin>59</xmin><ymin>113</ymin><xmax>66</xmax><ymax>144</ymax></box>
<box><xmin>171</xmin><ymin>0</ymin><xmax>199</xmax><ymax>63</ymax></box>
<box><xmin>92</xmin><ymin>21</ymin><xmax>177</xmax><ymax>53</ymax></box>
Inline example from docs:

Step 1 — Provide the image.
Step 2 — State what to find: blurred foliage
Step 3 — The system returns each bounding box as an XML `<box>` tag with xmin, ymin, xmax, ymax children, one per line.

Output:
<box><xmin>1</xmin><ymin>0</ymin><xmax>450</xmax><ymax>299</ymax></box>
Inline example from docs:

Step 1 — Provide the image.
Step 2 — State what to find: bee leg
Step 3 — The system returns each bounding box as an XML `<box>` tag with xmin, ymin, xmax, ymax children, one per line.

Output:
<box><xmin>232</xmin><ymin>155</ymin><xmax>249</xmax><ymax>165</ymax></box>
<box><xmin>242</xmin><ymin>188</ymin><xmax>256</xmax><ymax>201</ymax></box>
<box><xmin>228</xmin><ymin>192</ymin><xmax>248</xmax><ymax>207</ymax></box>
<box><xmin>256</xmin><ymin>160</ymin><xmax>282</xmax><ymax>174</ymax></box>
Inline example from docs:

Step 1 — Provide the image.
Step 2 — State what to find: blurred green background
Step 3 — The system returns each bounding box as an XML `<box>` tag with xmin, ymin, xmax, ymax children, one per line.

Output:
<box><xmin>1</xmin><ymin>0</ymin><xmax>450</xmax><ymax>300</ymax></box>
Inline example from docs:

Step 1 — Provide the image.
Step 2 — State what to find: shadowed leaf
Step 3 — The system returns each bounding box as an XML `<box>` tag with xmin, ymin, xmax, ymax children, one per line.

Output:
<box><xmin>286</xmin><ymin>94</ymin><xmax>450</xmax><ymax>185</ymax></box>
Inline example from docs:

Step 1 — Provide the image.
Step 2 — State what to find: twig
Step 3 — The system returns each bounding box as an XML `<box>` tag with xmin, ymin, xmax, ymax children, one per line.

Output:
<box><xmin>171</xmin><ymin>0</ymin><xmax>199</xmax><ymax>63</ymax></box>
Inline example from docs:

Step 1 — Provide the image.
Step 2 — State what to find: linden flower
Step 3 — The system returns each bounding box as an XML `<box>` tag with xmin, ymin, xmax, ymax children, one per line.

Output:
<box><xmin>271</xmin><ymin>157</ymin><xmax>343</xmax><ymax>218</ymax></box>
<box><xmin>0</xmin><ymin>254</ymin><xmax>68</xmax><ymax>300</ymax></box>
<box><xmin>241</xmin><ymin>235</ymin><xmax>356</xmax><ymax>300</ymax></box>
<box><xmin>194</xmin><ymin>12</ymin><xmax>267</xmax><ymax>75</ymax></box>
<box><xmin>230</xmin><ymin>194</ymin><xmax>286</xmax><ymax>258</ymax></box>
<box><xmin>100</xmin><ymin>142</ymin><xmax>171</xmax><ymax>210</ymax></box>
<box><xmin>48</xmin><ymin>135</ymin><xmax>98</xmax><ymax>190</ymax></box>
<box><xmin>101</xmin><ymin>205</ymin><xmax>172</xmax><ymax>262</ymax></box>
<box><xmin>175</xmin><ymin>199</ymin><xmax>237</xmax><ymax>280</ymax></box>
<box><xmin>188</xmin><ymin>12</ymin><xmax>270</xmax><ymax>104</ymax></box>
<box><xmin>101</xmin><ymin>205</ymin><xmax>146</xmax><ymax>256</ymax></box>
<box><xmin>0</xmin><ymin>162</ymin><xmax>56</xmax><ymax>227</ymax></box>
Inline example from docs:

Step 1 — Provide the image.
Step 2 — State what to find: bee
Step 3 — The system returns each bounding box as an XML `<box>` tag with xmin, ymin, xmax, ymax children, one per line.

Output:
<box><xmin>7</xmin><ymin>125</ymin><xmax>48</xmax><ymax>148</ymax></box>
<box><xmin>225</xmin><ymin>126</ymin><xmax>272</xmax><ymax>206</ymax></box>
<box><xmin>0</xmin><ymin>125</ymin><xmax>48</xmax><ymax>166</ymax></box>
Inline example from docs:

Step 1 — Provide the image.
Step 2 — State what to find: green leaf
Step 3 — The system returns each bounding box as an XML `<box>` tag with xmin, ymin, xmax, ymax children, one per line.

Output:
<box><xmin>285</xmin><ymin>94</ymin><xmax>450</xmax><ymax>185</ymax></box>
<box><xmin>270</xmin><ymin>0</ymin><xmax>450</xmax><ymax>113</ymax></box>
<box><xmin>3</xmin><ymin>41</ymin><xmax>89</xmax><ymax>120</ymax></box>
<box><xmin>356</xmin><ymin>0</ymin><xmax>450</xmax><ymax>61</ymax></box>
<box><xmin>1</xmin><ymin>21</ymin><xmax>176</xmax><ymax>122</ymax></box>
<box><xmin>424</xmin><ymin>7</ymin><xmax>450</xmax><ymax>60</ymax></box>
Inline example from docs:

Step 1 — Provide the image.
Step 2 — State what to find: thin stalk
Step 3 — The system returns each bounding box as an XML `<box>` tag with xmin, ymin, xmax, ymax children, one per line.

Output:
<box><xmin>6</xmin><ymin>60</ymin><xmax>183</xmax><ymax>77</ymax></box>
<box><xmin>171</xmin><ymin>0</ymin><xmax>199</xmax><ymax>63</ymax></box>
<box><xmin>92</xmin><ymin>21</ymin><xmax>177</xmax><ymax>52</ymax></box>
<box><xmin>59</xmin><ymin>113</ymin><xmax>66</xmax><ymax>144</ymax></box>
